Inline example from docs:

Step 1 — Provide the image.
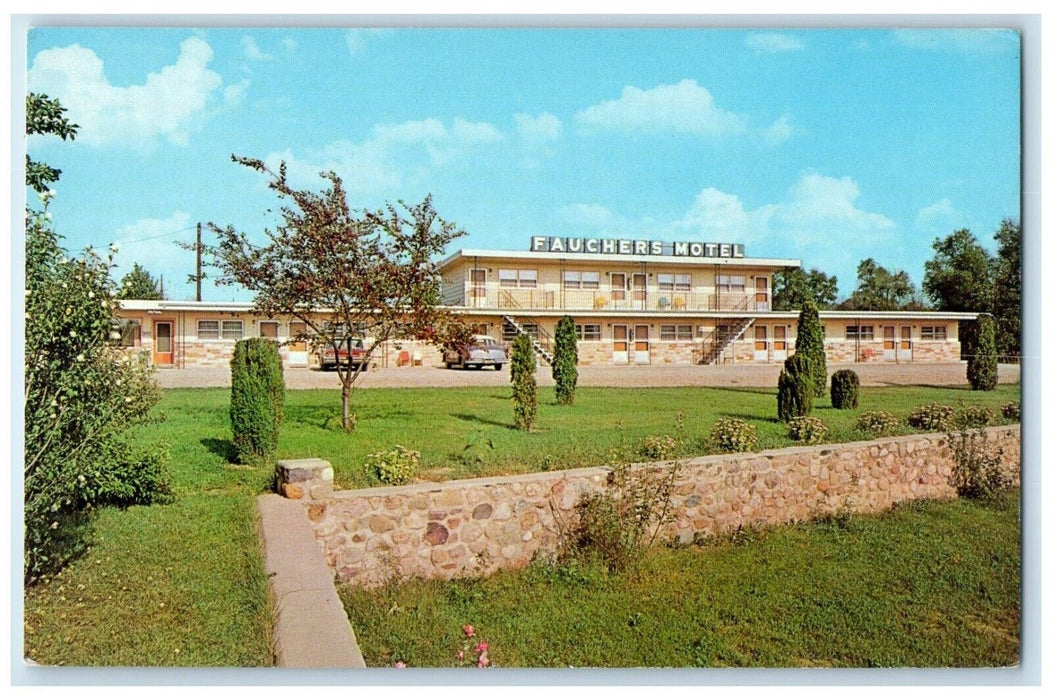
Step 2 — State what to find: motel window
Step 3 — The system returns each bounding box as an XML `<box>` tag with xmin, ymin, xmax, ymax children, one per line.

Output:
<box><xmin>563</xmin><ymin>270</ymin><xmax>599</xmax><ymax>290</ymax></box>
<box><xmin>716</xmin><ymin>275</ymin><xmax>746</xmax><ymax>293</ymax></box>
<box><xmin>197</xmin><ymin>320</ymin><xmax>220</xmax><ymax>340</ymax></box>
<box><xmin>660</xmin><ymin>324</ymin><xmax>693</xmax><ymax>341</ymax></box>
<box><xmin>921</xmin><ymin>326</ymin><xmax>947</xmax><ymax>341</ymax></box>
<box><xmin>657</xmin><ymin>273</ymin><xmax>691</xmax><ymax>292</ymax></box>
<box><xmin>222</xmin><ymin>320</ymin><xmax>245</xmax><ymax>340</ymax></box>
<box><xmin>575</xmin><ymin>324</ymin><xmax>601</xmax><ymax>341</ymax></box>
<box><xmin>118</xmin><ymin>319</ymin><xmax>141</xmax><ymax>348</ymax></box>
<box><xmin>846</xmin><ymin>325</ymin><xmax>875</xmax><ymax>341</ymax></box>
<box><xmin>499</xmin><ymin>269</ymin><xmax>538</xmax><ymax>288</ymax></box>
<box><xmin>503</xmin><ymin>323</ymin><xmax>540</xmax><ymax>343</ymax></box>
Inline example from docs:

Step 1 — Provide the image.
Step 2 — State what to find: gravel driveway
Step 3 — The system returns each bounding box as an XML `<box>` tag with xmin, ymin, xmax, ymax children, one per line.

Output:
<box><xmin>155</xmin><ymin>362</ymin><xmax>1020</xmax><ymax>390</ymax></box>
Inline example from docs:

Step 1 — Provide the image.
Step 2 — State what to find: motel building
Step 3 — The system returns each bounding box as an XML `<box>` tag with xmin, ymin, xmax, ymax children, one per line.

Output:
<box><xmin>115</xmin><ymin>237</ymin><xmax>976</xmax><ymax>370</ymax></box>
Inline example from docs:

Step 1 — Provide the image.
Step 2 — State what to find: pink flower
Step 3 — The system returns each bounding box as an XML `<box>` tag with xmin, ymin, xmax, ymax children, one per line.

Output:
<box><xmin>462</xmin><ymin>624</ymin><xmax>476</xmax><ymax>637</ymax></box>
<box><xmin>456</xmin><ymin>650</ymin><xmax>465</xmax><ymax>661</ymax></box>
<box><xmin>393</xmin><ymin>661</ymin><xmax>406</xmax><ymax>668</ymax></box>
<box><xmin>477</xmin><ymin>652</ymin><xmax>490</xmax><ymax>668</ymax></box>
<box><xmin>474</xmin><ymin>641</ymin><xmax>489</xmax><ymax>654</ymax></box>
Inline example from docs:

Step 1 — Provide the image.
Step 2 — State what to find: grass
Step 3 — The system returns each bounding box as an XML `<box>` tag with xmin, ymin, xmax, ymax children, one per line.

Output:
<box><xmin>22</xmin><ymin>380</ymin><xmax>1020</xmax><ymax>666</ymax></box>
<box><xmin>340</xmin><ymin>491</ymin><xmax>1021</xmax><ymax>668</ymax></box>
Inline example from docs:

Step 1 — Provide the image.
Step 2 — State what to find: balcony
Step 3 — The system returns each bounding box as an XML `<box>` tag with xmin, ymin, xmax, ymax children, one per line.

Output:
<box><xmin>460</xmin><ymin>283</ymin><xmax>767</xmax><ymax>313</ymax></box>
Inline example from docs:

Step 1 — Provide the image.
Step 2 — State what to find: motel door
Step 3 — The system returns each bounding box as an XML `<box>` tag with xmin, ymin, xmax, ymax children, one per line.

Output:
<box><xmin>753</xmin><ymin>325</ymin><xmax>769</xmax><ymax>362</ymax></box>
<box><xmin>260</xmin><ymin>321</ymin><xmax>279</xmax><ymax>341</ymax></box>
<box><xmin>755</xmin><ymin>277</ymin><xmax>770</xmax><ymax>312</ymax></box>
<box><xmin>612</xmin><ymin>324</ymin><xmax>629</xmax><ymax>364</ymax></box>
<box><xmin>610</xmin><ymin>273</ymin><xmax>629</xmax><ymax>309</ymax></box>
<box><xmin>631</xmin><ymin>273</ymin><xmax>647</xmax><ymax>310</ymax></box>
<box><xmin>883</xmin><ymin>326</ymin><xmax>897</xmax><ymax>361</ymax></box>
<box><xmin>633</xmin><ymin>325</ymin><xmax>650</xmax><ymax>365</ymax></box>
<box><xmin>898</xmin><ymin>326</ymin><xmax>913</xmax><ymax>361</ymax></box>
<box><xmin>772</xmin><ymin>325</ymin><xmax>788</xmax><ymax>361</ymax></box>
<box><xmin>152</xmin><ymin>320</ymin><xmax>174</xmax><ymax>366</ymax></box>
<box><xmin>469</xmin><ymin>269</ymin><xmax>487</xmax><ymax>307</ymax></box>
<box><xmin>287</xmin><ymin>321</ymin><xmax>308</xmax><ymax>366</ymax></box>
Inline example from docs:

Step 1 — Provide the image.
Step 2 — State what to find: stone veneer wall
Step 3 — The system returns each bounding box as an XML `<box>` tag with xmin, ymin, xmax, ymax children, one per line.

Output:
<box><xmin>306</xmin><ymin>425</ymin><xmax>1020</xmax><ymax>588</ymax></box>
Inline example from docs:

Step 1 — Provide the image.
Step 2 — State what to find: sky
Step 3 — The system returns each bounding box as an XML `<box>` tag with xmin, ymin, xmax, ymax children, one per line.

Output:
<box><xmin>23</xmin><ymin>25</ymin><xmax>1021</xmax><ymax>303</ymax></box>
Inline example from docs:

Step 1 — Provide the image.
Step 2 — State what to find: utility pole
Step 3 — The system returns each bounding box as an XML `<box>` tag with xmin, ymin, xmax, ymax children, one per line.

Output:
<box><xmin>195</xmin><ymin>222</ymin><xmax>202</xmax><ymax>302</ymax></box>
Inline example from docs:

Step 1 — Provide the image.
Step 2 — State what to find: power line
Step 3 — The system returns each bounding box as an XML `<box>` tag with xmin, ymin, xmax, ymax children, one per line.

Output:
<box><xmin>113</xmin><ymin>224</ymin><xmax>197</xmax><ymax>246</ymax></box>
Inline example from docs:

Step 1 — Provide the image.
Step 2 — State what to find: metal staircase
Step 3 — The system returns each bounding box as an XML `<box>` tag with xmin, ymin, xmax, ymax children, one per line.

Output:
<box><xmin>697</xmin><ymin>318</ymin><xmax>754</xmax><ymax>365</ymax></box>
<box><xmin>498</xmin><ymin>290</ymin><xmax>554</xmax><ymax>365</ymax></box>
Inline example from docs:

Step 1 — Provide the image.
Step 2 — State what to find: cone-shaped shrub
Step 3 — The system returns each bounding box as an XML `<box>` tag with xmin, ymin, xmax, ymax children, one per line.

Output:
<box><xmin>552</xmin><ymin>315</ymin><xmax>579</xmax><ymax>405</ymax></box>
<box><xmin>511</xmin><ymin>333</ymin><xmax>537</xmax><ymax>430</ymax></box>
<box><xmin>830</xmin><ymin>369</ymin><xmax>860</xmax><ymax>410</ymax></box>
<box><xmin>230</xmin><ymin>338</ymin><xmax>285</xmax><ymax>463</ymax></box>
<box><xmin>795</xmin><ymin>298</ymin><xmax>827</xmax><ymax>397</ymax></box>
<box><xmin>967</xmin><ymin>313</ymin><xmax>998</xmax><ymax>391</ymax></box>
<box><xmin>777</xmin><ymin>353</ymin><xmax>814</xmax><ymax>422</ymax></box>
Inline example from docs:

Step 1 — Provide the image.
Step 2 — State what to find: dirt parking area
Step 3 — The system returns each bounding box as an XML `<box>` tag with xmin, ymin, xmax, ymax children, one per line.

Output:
<box><xmin>155</xmin><ymin>362</ymin><xmax>1020</xmax><ymax>390</ymax></box>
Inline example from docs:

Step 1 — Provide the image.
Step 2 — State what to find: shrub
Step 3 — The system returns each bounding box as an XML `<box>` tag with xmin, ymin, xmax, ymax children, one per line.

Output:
<box><xmin>552</xmin><ymin>316</ymin><xmax>579</xmax><ymax>405</ymax></box>
<box><xmin>949</xmin><ymin>429</ymin><xmax>1008</xmax><ymax>500</ymax></box>
<box><xmin>640</xmin><ymin>435</ymin><xmax>677</xmax><ymax>460</ymax></box>
<box><xmin>777</xmin><ymin>354</ymin><xmax>814</xmax><ymax>422</ymax></box>
<box><xmin>908</xmin><ymin>402</ymin><xmax>956</xmax><ymax>432</ymax></box>
<box><xmin>1002</xmin><ymin>401</ymin><xmax>1021</xmax><ymax>421</ymax></box>
<box><xmin>230</xmin><ymin>337</ymin><xmax>285</xmax><ymax>463</ymax></box>
<box><xmin>956</xmin><ymin>405</ymin><xmax>994</xmax><ymax>429</ymax></box>
<box><xmin>795</xmin><ymin>299</ymin><xmax>827</xmax><ymax>397</ymax></box>
<box><xmin>367</xmin><ymin>445</ymin><xmax>421</xmax><ymax>485</ymax></box>
<box><xmin>510</xmin><ymin>334</ymin><xmax>537</xmax><ymax>431</ymax></box>
<box><xmin>856</xmin><ymin>411</ymin><xmax>899</xmax><ymax>436</ymax></box>
<box><xmin>787</xmin><ymin>416</ymin><xmax>828</xmax><ymax>444</ymax></box>
<box><xmin>967</xmin><ymin>313</ymin><xmax>998</xmax><ymax>391</ymax></box>
<box><xmin>830</xmin><ymin>369</ymin><xmax>860</xmax><ymax>410</ymax></box>
<box><xmin>710</xmin><ymin>418</ymin><xmax>759</xmax><ymax>453</ymax></box>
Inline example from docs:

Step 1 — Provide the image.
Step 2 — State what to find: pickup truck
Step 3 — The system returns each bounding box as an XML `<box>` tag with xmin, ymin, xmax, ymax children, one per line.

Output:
<box><xmin>443</xmin><ymin>335</ymin><xmax>508</xmax><ymax>370</ymax></box>
<box><xmin>318</xmin><ymin>337</ymin><xmax>369</xmax><ymax>371</ymax></box>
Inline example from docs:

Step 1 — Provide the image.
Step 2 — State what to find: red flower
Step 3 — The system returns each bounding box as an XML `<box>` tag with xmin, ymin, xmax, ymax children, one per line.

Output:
<box><xmin>462</xmin><ymin>624</ymin><xmax>476</xmax><ymax>637</ymax></box>
<box><xmin>477</xmin><ymin>653</ymin><xmax>490</xmax><ymax>668</ymax></box>
<box><xmin>474</xmin><ymin>641</ymin><xmax>489</xmax><ymax>654</ymax></box>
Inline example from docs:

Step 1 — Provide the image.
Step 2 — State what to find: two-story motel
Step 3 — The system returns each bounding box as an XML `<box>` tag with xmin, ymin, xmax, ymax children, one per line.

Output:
<box><xmin>115</xmin><ymin>237</ymin><xmax>976</xmax><ymax>369</ymax></box>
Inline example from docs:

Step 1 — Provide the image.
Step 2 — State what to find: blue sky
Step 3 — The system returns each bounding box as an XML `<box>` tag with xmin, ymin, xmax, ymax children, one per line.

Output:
<box><xmin>25</xmin><ymin>26</ymin><xmax>1021</xmax><ymax>302</ymax></box>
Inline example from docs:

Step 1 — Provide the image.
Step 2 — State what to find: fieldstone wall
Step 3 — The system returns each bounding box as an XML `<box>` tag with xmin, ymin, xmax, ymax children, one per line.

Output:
<box><xmin>304</xmin><ymin>425</ymin><xmax>1019</xmax><ymax>588</ymax></box>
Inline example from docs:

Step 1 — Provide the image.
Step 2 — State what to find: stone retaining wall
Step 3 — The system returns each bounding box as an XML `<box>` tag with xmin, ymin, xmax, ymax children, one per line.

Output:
<box><xmin>305</xmin><ymin>425</ymin><xmax>1020</xmax><ymax>588</ymax></box>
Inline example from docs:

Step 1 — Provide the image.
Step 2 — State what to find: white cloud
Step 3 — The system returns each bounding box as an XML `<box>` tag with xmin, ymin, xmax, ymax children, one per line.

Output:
<box><xmin>344</xmin><ymin>29</ymin><xmax>394</xmax><ymax>55</ymax></box>
<box><xmin>575</xmin><ymin>79</ymin><xmax>748</xmax><ymax>137</ymax></box>
<box><xmin>281</xmin><ymin>38</ymin><xmax>297</xmax><ymax>53</ymax></box>
<box><xmin>28</xmin><ymin>37</ymin><xmax>240</xmax><ymax>148</ymax></box>
<box><xmin>515</xmin><ymin>112</ymin><xmax>562</xmax><ymax>144</ymax></box>
<box><xmin>110</xmin><ymin>210</ymin><xmax>196</xmax><ymax>298</ymax></box>
<box><xmin>915</xmin><ymin>198</ymin><xmax>964</xmax><ymax>228</ymax></box>
<box><xmin>763</xmin><ymin>115</ymin><xmax>794</xmax><ymax>145</ymax></box>
<box><xmin>745</xmin><ymin>32</ymin><xmax>805</xmax><ymax>54</ymax></box>
<box><xmin>241</xmin><ymin>36</ymin><xmax>273</xmax><ymax>62</ymax></box>
<box><xmin>892</xmin><ymin>29</ymin><xmax>1019</xmax><ymax>54</ymax></box>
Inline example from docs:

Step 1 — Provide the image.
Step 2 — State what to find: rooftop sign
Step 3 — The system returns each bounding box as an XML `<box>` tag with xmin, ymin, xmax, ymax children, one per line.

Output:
<box><xmin>529</xmin><ymin>236</ymin><xmax>744</xmax><ymax>258</ymax></box>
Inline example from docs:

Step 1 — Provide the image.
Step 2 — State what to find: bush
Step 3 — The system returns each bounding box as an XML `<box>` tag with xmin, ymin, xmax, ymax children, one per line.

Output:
<box><xmin>230</xmin><ymin>337</ymin><xmax>285</xmax><ymax>463</ymax></box>
<box><xmin>795</xmin><ymin>299</ymin><xmax>827</xmax><ymax>397</ymax></box>
<box><xmin>956</xmin><ymin>405</ymin><xmax>994</xmax><ymax>429</ymax></box>
<box><xmin>787</xmin><ymin>416</ymin><xmax>828</xmax><ymax>444</ymax></box>
<box><xmin>710</xmin><ymin>418</ymin><xmax>759</xmax><ymax>453</ymax></box>
<box><xmin>949</xmin><ymin>429</ymin><xmax>1009</xmax><ymax>500</ymax></box>
<box><xmin>367</xmin><ymin>445</ymin><xmax>421</xmax><ymax>485</ymax></box>
<box><xmin>552</xmin><ymin>316</ymin><xmax>579</xmax><ymax>405</ymax></box>
<box><xmin>856</xmin><ymin>411</ymin><xmax>899</xmax><ymax>436</ymax></box>
<box><xmin>908</xmin><ymin>402</ymin><xmax>956</xmax><ymax>432</ymax></box>
<box><xmin>1002</xmin><ymin>401</ymin><xmax>1021</xmax><ymax>421</ymax></box>
<box><xmin>967</xmin><ymin>313</ymin><xmax>998</xmax><ymax>391</ymax></box>
<box><xmin>830</xmin><ymin>369</ymin><xmax>860</xmax><ymax>410</ymax></box>
<box><xmin>640</xmin><ymin>435</ymin><xmax>677</xmax><ymax>460</ymax></box>
<box><xmin>510</xmin><ymin>334</ymin><xmax>537</xmax><ymax>431</ymax></box>
<box><xmin>777</xmin><ymin>354</ymin><xmax>814</xmax><ymax>422</ymax></box>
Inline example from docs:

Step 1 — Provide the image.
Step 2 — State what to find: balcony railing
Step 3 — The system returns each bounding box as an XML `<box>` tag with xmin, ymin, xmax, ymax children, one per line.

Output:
<box><xmin>461</xmin><ymin>283</ymin><xmax>765</xmax><ymax>313</ymax></box>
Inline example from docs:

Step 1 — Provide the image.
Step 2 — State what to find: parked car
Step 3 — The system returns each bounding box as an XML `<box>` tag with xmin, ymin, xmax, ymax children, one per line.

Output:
<box><xmin>318</xmin><ymin>337</ymin><xmax>369</xmax><ymax>371</ymax></box>
<box><xmin>444</xmin><ymin>335</ymin><xmax>508</xmax><ymax>370</ymax></box>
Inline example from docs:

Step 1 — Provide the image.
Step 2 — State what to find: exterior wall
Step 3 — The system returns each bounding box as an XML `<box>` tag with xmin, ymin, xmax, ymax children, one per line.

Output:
<box><xmin>305</xmin><ymin>425</ymin><xmax>1020</xmax><ymax>588</ymax></box>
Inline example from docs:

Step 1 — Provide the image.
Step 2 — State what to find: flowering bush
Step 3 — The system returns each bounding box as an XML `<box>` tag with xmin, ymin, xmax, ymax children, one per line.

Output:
<box><xmin>908</xmin><ymin>402</ymin><xmax>956</xmax><ymax>432</ymax></box>
<box><xmin>366</xmin><ymin>445</ymin><xmax>421</xmax><ymax>485</ymax></box>
<box><xmin>787</xmin><ymin>416</ymin><xmax>829</xmax><ymax>444</ymax></box>
<box><xmin>640</xmin><ymin>434</ymin><xmax>677</xmax><ymax>460</ymax></box>
<box><xmin>1001</xmin><ymin>401</ymin><xmax>1021</xmax><ymax>421</ymax></box>
<box><xmin>709</xmin><ymin>418</ymin><xmax>759</xmax><ymax>453</ymax></box>
<box><xmin>955</xmin><ymin>405</ymin><xmax>994</xmax><ymax>430</ymax></box>
<box><xmin>455</xmin><ymin>623</ymin><xmax>492</xmax><ymax>667</ymax></box>
<box><xmin>855</xmin><ymin>411</ymin><xmax>899</xmax><ymax>437</ymax></box>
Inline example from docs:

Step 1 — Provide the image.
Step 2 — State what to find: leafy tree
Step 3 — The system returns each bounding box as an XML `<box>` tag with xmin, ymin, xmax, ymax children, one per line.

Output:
<box><xmin>117</xmin><ymin>263</ymin><xmax>164</xmax><ymax>300</ymax></box>
<box><xmin>230</xmin><ymin>338</ymin><xmax>285</xmax><ymax>463</ymax></box>
<box><xmin>991</xmin><ymin>219</ymin><xmax>1021</xmax><ymax>361</ymax></box>
<box><xmin>967</xmin><ymin>313</ymin><xmax>998</xmax><ymax>391</ymax></box>
<box><xmin>26</xmin><ymin>93</ymin><xmax>79</xmax><ymax>193</ymax></box>
<box><xmin>773</xmin><ymin>267</ymin><xmax>839</xmax><ymax>310</ymax></box>
<box><xmin>207</xmin><ymin>156</ymin><xmax>465</xmax><ymax>431</ymax></box>
<box><xmin>510</xmin><ymin>334</ymin><xmax>538</xmax><ymax>431</ymax></box>
<box><xmin>839</xmin><ymin>258</ymin><xmax>926</xmax><ymax>311</ymax></box>
<box><xmin>922</xmin><ymin>229</ymin><xmax>994</xmax><ymax>314</ymax></box>
<box><xmin>794</xmin><ymin>299</ymin><xmax>827</xmax><ymax>397</ymax></box>
<box><xmin>552</xmin><ymin>316</ymin><xmax>579</xmax><ymax>405</ymax></box>
<box><xmin>777</xmin><ymin>354</ymin><xmax>814</xmax><ymax>422</ymax></box>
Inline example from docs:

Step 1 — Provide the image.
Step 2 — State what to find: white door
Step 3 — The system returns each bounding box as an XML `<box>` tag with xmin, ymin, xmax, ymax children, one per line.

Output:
<box><xmin>469</xmin><ymin>268</ymin><xmax>487</xmax><ymax>307</ymax></box>
<box><xmin>772</xmin><ymin>325</ymin><xmax>788</xmax><ymax>361</ymax></box>
<box><xmin>883</xmin><ymin>325</ymin><xmax>897</xmax><ymax>361</ymax></box>
<box><xmin>632</xmin><ymin>273</ymin><xmax>647</xmax><ymax>310</ymax></box>
<box><xmin>755</xmin><ymin>277</ymin><xmax>770</xmax><ymax>312</ymax></box>
<box><xmin>288</xmin><ymin>321</ymin><xmax>308</xmax><ymax>366</ymax></box>
<box><xmin>753</xmin><ymin>325</ymin><xmax>769</xmax><ymax>362</ymax></box>
<box><xmin>633</xmin><ymin>325</ymin><xmax>650</xmax><ymax>365</ymax></box>
<box><xmin>610</xmin><ymin>272</ymin><xmax>629</xmax><ymax>309</ymax></box>
<box><xmin>899</xmin><ymin>326</ymin><xmax>913</xmax><ymax>361</ymax></box>
<box><xmin>612</xmin><ymin>324</ymin><xmax>629</xmax><ymax>364</ymax></box>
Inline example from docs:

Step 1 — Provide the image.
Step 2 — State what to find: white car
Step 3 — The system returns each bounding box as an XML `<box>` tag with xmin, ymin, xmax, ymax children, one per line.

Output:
<box><xmin>443</xmin><ymin>335</ymin><xmax>508</xmax><ymax>370</ymax></box>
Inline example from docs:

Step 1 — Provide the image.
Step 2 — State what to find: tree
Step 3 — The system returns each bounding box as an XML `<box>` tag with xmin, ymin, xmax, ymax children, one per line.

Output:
<box><xmin>26</xmin><ymin>93</ymin><xmax>79</xmax><ymax>193</ymax></box>
<box><xmin>922</xmin><ymin>229</ymin><xmax>993</xmax><ymax>314</ymax></box>
<box><xmin>773</xmin><ymin>267</ymin><xmax>839</xmax><ymax>310</ymax></box>
<box><xmin>794</xmin><ymin>298</ymin><xmax>827</xmax><ymax>397</ymax></box>
<box><xmin>229</xmin><ymin>338</ymin><xmax>285</xmax><ymax>463</ymax></box>
<box><xmin>991</xmin><ymin>219</ymin><xmax>1021</xmax><ymax>361</ymax></box>
<box><xmin>510</xmin><ymin>334</ymin><xmax>538</xmax><ymax>430</ymax></box>
<box><xmin>839</xmin><ymin>258</ymin><xmax>926</xmax><ymax>311</ymax></box>
<box><xmin>552</xmin><ymin>316</ymin><xmax>579</xmax><ymax>405</ymax></box>
<box><xmin>967</xmin><ymin>314</ymin><xmax>998</xmax><ymax>391</ymax></box>
<box><xmin>777</xmin><ymin>354</ymin><xmax>814</xmax><ymax>422</ymax></box>
<box><xmin>207</xmin><ymin>156</ymin><xmax>465</xmax><ymax>431</ymax></box>
<box><xmin>117</xmin><ymin>263</ymin><xmax>164</xmax><ymax>300</ymax></box>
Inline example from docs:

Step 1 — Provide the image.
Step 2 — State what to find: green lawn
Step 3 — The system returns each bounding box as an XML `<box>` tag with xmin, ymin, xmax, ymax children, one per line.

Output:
<box><xmin>341</xmin><ymin>491</ymin><xmax>1021</xmax><ymax>668</ymax></box>
<box><xmin>23</xmin><ymin>381</ymin><xmax>1020</xmax><ymax>666</ymax></box>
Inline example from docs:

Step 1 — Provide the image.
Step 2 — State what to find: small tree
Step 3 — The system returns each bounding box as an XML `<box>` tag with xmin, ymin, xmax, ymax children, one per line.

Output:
<box><xmin>117</xmin><ymin>263</ymin><xmax>164</xmax><ymax>300</ymax></box>
<box><xmin>230</xmin><ymin>338</ymin><xmax>285</xmax><ymax>463</ymax></box>
<box><xmin>510</xmin><ymin>334</ymin><xmax>537</xmax><ymax>430</ymax></box>
<box><xmin>208</xmin><ymin>156</ymin><xmax>465</xmax><ymax>431</ymax></box>
<box><xmin>794</xmin><ymin>298</ymin><xmax>827</xmax><ymax>397</ymax></box>
<box><xmin>777</xmin><ymin>354</ymin><xmax>814</xmax><ymax>422</ymax></box>
<box><xmin>830</xmin><ymin>369</ymin><xmax>860</xmax><ymax>410</ymax></box>
<box><xmin>967</xmin><ymin>313</ymin><xmax>998</xmax><ymax>391</ymax></box>
<box><xmin>552</xmin><ymin>316</ymin><xmax>579</xmax><ymax>405</ymax></box>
